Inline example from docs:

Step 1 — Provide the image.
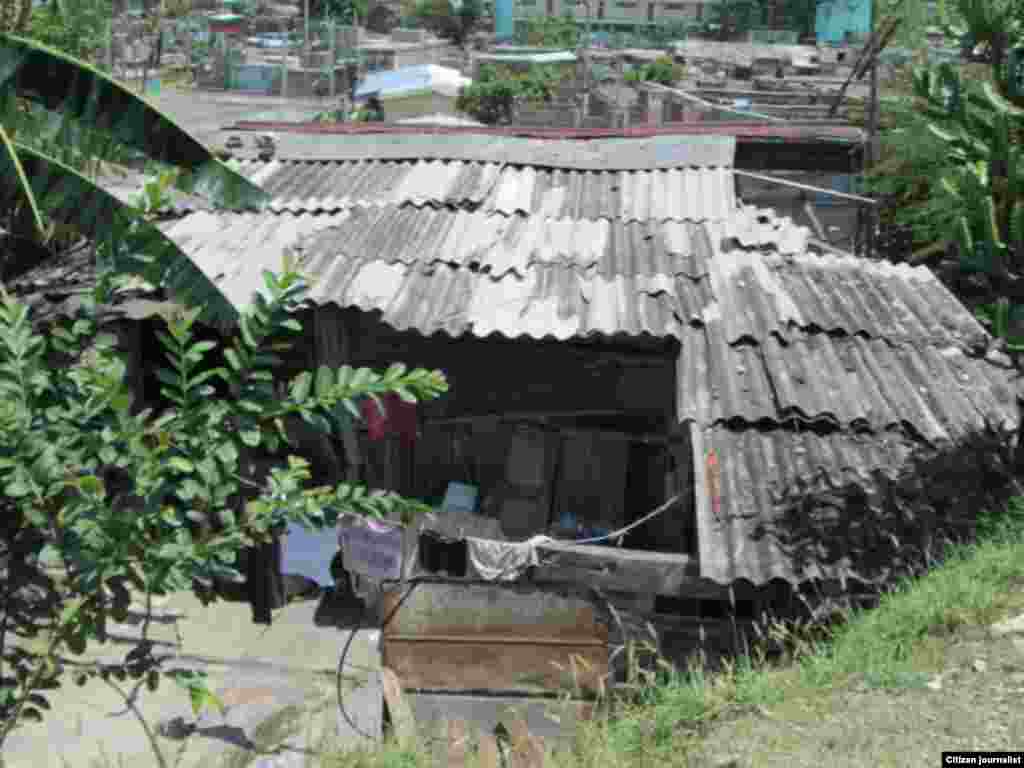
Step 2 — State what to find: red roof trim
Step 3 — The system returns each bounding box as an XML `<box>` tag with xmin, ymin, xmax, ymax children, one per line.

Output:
<box><xmin>227</xmin><ymin>120</ymin><xmax>864</xmax><ymax>143</ymax></box>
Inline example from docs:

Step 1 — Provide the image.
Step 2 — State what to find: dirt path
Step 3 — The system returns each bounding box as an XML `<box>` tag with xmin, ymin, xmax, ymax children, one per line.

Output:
<box><xmin>691</xmin><ymin>617</ymin><xmax>1024</xmax><ymax>766</ymax></box>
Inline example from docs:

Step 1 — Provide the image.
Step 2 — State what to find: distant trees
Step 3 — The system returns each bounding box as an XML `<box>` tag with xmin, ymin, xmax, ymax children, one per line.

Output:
<box><xmin>523</xmin><ymin>15</ymin><xmax>579</xmax><ymax>47</ymax></box>
<box><xmin>456</xmin><ymin>63</ymin><xmax>562</xmax><ymax>123</ymax></box>
<box><xmin>624</xmin><ymin>55</ymin><xmax>685</xmax><ymax>85</ymax></box>
<box><xmin>413</xmin><ymin>0</ymin><xmax>482</xmax><ymax>46</ymax></box>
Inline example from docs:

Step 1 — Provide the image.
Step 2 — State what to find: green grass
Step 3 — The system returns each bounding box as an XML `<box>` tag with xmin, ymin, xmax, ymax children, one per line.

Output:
<box><xmin>84</xmin><ymin>498</ymin><xmax>1024</xmax><ymax>768</ymax></box>
<box><xmin>304</xmin><ymin>498</ymin><xmax>1024</xmax><ymax>768</ymax></box>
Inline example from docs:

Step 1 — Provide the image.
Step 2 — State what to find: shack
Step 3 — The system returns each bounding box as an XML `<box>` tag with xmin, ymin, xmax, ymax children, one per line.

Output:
<box><xmin>10</xmin><ymin>131</ymin><xmax>1023</xmax><ymax>681</ymax></box>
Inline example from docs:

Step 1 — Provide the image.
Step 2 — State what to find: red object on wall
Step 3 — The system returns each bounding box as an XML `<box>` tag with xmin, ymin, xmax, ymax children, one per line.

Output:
<box><xmin>360</xmin><ymin>393</ymin><xmax>418</xmax><ymax>445</ymax></box>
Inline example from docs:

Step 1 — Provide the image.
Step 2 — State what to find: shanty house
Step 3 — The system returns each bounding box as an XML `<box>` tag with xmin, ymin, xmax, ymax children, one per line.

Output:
<box><xmin>11</xmin><ymin>131</ymin><xmax>1022</xmax><ymax>669</ymax></box>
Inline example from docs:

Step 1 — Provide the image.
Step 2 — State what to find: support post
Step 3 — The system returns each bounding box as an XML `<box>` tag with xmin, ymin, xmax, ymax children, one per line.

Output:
<box><xmin>330</xmin><ymin>21</ymin><xmax>336</xmax><ymax>100</ymax></box>
<box><xmin>280</xmin><ymin>19</ymin><xmax>289</xmax><ymax>98</ymax></box>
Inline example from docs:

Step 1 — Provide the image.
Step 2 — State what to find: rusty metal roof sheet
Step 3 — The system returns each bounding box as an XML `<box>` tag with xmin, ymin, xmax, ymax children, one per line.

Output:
<box><xmin>227</xmin><ymin>160</ymin><xmax>738</xmax><ymax>222</ymax></box>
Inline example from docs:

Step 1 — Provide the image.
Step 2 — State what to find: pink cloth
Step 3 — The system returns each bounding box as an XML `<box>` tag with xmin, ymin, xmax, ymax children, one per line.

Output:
<box><xmin>360</xmin><ymin>393</ymin><xmax>418</xmax><ymax>445</ymax></box>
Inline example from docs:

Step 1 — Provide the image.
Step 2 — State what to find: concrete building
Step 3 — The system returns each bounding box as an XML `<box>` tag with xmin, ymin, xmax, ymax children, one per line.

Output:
<box><xmin>511</xmin><ymin>0</ymin><xmax>714</xmax><ymax>38</ymax></box>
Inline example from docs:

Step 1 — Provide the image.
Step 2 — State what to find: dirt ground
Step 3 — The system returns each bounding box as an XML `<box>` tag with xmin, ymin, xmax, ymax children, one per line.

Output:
<box><xmin>690</xmin><ymin>627</ymin><xmax>1024</xmax><ymax>766</ymax></box>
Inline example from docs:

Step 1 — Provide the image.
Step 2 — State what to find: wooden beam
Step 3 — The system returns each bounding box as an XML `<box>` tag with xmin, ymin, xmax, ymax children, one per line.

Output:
<box><xmin>380</xmin><ymin>667</ymin><xmax>416</xmax><ymax>746</ymax></box>
<box><xmin>478</xmin><ymin>731</ymin><xmax>501</xmax><ymax>768</ymax></box>
<box><xmin>735</xmin><ymin>169</ymin><xmax>878</xmax><ymax>205</ymax></box>
<box><xmin>446</xmin><ymin>719</ymin><xmax>469</xmax><ymax>768</ymax></box>
<box><xmin>802</xmin><ymin>199</ymin><xmax>829</xmax><ymax>241</ymax></box>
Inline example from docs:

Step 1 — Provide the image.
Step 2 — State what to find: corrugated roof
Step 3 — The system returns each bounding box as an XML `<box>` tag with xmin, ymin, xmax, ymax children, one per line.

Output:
<box><xmin>679</xmin><ymin>324</ymin><xmax>1017</xmax><ymax>442</ymax></box>
<box><xmin>223</xmin><ymin>133</ymin><xmax>739</xmax><ymax>169</ymax></box>
<box><xmin>226</xmin><ymin>160</ymin><xmax>738</xmax><ymax>220</ymax></box>
<box><xmin>692</xmin><ymin>423</ymin><xmax>921</xmax><ymax>586</ymax></box>
<box><xmin>16</xmin><ymin>133</ymin><xmax>1017</xmax><ymax>592</ymax></box>
<box><xmin>355</xmin><ymin>65</ymin><xmax>471</xmax><ymax>101</ymax></box>
<box><xmin>226</xmin><ymin>121</ymin><xmax>864</xmax><ymax>146</ymax></box>
<box><xmin>677</xmin><ymin>231</ymin><xmax>1021</xmax><ymax>587</ymax></box>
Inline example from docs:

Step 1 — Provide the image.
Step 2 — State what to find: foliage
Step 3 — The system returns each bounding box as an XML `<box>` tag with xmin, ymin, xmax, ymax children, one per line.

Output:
<box><xmin>412</xmin><ymin>0</ymin><xmax>481</xmax><ymax>46</ymax></box>
<box><xmin>21</xmin><ymin>0</ymin><xmax>112</xmax><ymax>63</ymax></box>
<box><xmin>523</xmin><ymin>14</ymin><xmax>579</xmax><ymax>48</ymax></box>
<box><xmin>868</xmin><ymin>0</ymin><xmax>1024</xmax><ymax>355</ymax></box>
<box><xmin>624</xmin><ymin>55</ymin><xmax>685</xmax><ymax>86</ymax></box>
<box><xmin>312</xmin><ymin>0</ymin><xmax>369</xmax><ymax>25</ymax></box>
<box><xmin>455</xmin><ymin>63</ymin><xmax>563</xmax><ymax>124</ymax></box>
<box><xmin>0</xmin><ymin>33</ymin><xmax>269</xmax><ymax>327</ymax></box>
<box><xmin>701</xmin><ymin>0</ymin><xmax>765</xmax><ymax>40</ymax></box>
<box><xmin>0</xmin><ymin>0</ymin><xmax>31</xmax><ymax>35</ymax></box>
<box><xmin>0</xmin><ymin>261</ymin><xmax>447</xmax><ymax>759</ymax></box>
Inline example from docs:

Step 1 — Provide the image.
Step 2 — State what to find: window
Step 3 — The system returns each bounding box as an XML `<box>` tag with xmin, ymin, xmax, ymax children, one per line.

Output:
<box><xmin>647</xmin><ymin>2</ymin><xmax>654</xmax><ymax>20</ymax></box>
<box><xmin>547</xmin><ymin>0</ymin><xmax>553</xmax><ymax>12</ymax></box>
<box><xmin>616</xmin><ymin>1</ymin><xmax>637</xmax><ymax>6</ymax></box>
<box><xmin>695</xmin><ymin>2</ymin><xmax>702</xmax><ymax>20</ymax></box>
<box><xmin>598</xmin><ymin>2</ymin><xmax>605</xmax><ymax>18</ymax></box>
<box><xmin>663</xmin><ymin>2</ymin><xmax>685</xmax><ymax>9</ymax></box>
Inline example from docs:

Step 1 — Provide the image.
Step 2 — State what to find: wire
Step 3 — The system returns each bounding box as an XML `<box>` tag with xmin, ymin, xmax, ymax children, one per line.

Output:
<box><xmin>334</xmin><ymin>577</ymin><xmax>423</xmax><ymax>743</ymax></box>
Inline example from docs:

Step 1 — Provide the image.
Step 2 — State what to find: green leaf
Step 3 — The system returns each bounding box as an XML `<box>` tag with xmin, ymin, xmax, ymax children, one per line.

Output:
<box><xmin>0</xmin><ymin>34</ymin><xmax>269</xmax><ymax>212</ymax></box>
<box><xmin>168</xmin><ymin>457</ymin><xmax>195</xmax><ymax>474</ymax></box>
<box><xmin>0</xmin><ymin>122</ymin><xmax>45</xmax><ymax>238</ymax></box>
<box><xmin>0</xmin><ymin>143</ymin><xmax>238</xmax><ymax>327</ymax></box>
<box><xmin>290</xmin><ymin>371</ymin><xmax>313</xmax><ymax>402</ymax></box>
<box><xmin>239</xmin><ymin>430</ymin><xmax>261</xmax><ymax>447</ymax></box>
<box><xmin>314</xmin><ymin>365</ymin><xmax>335</xmax><ymax>399</ymax></box>
<box><xmin>215</xmin><ymin>441</ymin><xmax>239</xmax><ymax>466</ymax></box>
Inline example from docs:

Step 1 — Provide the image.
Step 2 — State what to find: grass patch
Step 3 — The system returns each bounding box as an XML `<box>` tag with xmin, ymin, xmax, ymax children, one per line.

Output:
<box><xmin>348</xmin><ymin>499</ymin><xmax>1024</xmax><ymax>766</ymax></box>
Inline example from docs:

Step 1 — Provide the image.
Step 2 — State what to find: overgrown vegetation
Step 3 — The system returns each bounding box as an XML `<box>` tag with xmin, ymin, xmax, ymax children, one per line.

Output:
<box><xmin>522</xmin><ymin>15</ymin><xmax>579</xmax><ymax>48</ymax></box>
<box><xmin>0</xmin><ymin>26</ymin><xmax>450</xmax><ymax>767</ymax></box>
<box><xmin>412</xmin><ymin>0</ymin><xmax>482</xmax><ymax>47</ymax></box>
<box><xmin>456</xmin><ymin>63</ymin><xmax>565</xmax><ymax>124</ymax></box>
<box><xmin>624</xmin><ymin>56</ymin><xmax>685</xmax><ymax>86</ymax></box>
<box><xmin>0</xmin><ymin>260</ymin><xmax>446</xmax><ymax>763</ymax></box>
<box><xmin>869</xmin><ymin>0</ymin><xmax>1024</xmax><ymax>352</ymax></box>
<box><xmin>21</xmin><ymin>0</ymin><xmax>112</xmax><ymax>63</ymax></box>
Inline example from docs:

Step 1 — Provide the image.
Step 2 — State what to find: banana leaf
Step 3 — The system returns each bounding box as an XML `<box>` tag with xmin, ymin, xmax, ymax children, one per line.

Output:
<box><xmin>0</xmin><ymin>34</ymin><xmax>267</xmax><ymax>212</ymax></box>
<box><xmin>0</xmin><ymin>122</ymin><xmax>43</xmax><ymax>237</ymax></box>
<box><xmin>0</xmin><ymin>142</ymin><xmax>237</xmax><ymax>328</ymax></box>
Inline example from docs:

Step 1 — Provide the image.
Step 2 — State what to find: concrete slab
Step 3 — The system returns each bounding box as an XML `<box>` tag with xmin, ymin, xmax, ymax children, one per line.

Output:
<box><xmin>3</xmin><ymin>592</ymin><xmax>382</xmax><ymax>768</ymax></box>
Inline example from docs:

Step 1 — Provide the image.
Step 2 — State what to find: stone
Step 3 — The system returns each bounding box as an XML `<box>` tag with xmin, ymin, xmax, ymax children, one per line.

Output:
<box><xmin>926</xmin><ymin>675</ymin><xmax>943</xmax><ymax>691</ymax></box>
<box><xmin>992</xmin><ymin>613</ymin><xmax>1024</xmax><ymax>637</ymax></box>
<box><xmin>972</xmin><ymin>659</ymin><xmax>989</xmax><ymax>673</ymax></box>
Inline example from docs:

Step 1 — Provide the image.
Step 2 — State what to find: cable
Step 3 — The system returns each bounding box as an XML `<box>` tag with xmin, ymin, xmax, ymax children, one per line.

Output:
<box><xmin>334</xmin><ymin>577</ymin><xmax>423</xmax><ymax>743</ymax></box>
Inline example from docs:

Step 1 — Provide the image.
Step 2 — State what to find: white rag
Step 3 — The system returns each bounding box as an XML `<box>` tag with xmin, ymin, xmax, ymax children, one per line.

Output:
<box><xmin>465</xmin><ymin>535</ymin><xmax>552</xmax><ymax>582</ymax></box>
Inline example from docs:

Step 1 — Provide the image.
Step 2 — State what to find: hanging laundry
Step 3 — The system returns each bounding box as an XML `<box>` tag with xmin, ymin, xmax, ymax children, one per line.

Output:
<box><xmin>338</xmin><ymin>518</ymin><xmax>404</xmax><ymax>581</ymax></box>
<box><xmin>360</xmin><ymin>392</ymin><xmax>418</xmax><ymax>446</ymax></box>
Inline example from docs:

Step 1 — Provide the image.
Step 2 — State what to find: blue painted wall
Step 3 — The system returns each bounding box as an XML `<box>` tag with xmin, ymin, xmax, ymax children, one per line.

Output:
<box><xmin>231</xmin><ymin>63</ymin><xmax>279</xmax><ymax>93</ymax></box>
<box><xmin>816</xmin><ymin>0</ymin><xmax>872</xmax><ymax>43</ymax></box>
<box><xmin>494</xmin><ymin>0</ymin><xmax>514</xmax><ymax>40</ymax></box>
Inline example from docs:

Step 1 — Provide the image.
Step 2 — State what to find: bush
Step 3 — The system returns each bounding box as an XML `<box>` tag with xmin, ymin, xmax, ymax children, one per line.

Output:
<box><xmin>456</xmin><ymin>63</ymin><xmax>564</xmax><ymax>124</ymax></box>
<box><xmin>625</xmin><ymin>56</ymin><xmax>685</xmax><ymax>86</ymax></box>
<box><xmin>0</xmin><ymin>259</ymin><xmax>447</xmax><ymax>760</ymax></box>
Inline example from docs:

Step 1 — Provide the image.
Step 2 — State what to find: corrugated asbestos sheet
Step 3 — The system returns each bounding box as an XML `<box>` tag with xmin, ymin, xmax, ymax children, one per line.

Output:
<box><xmin>221</xmin><ymin>133</ymin><xmax>737</xmax><ymax>169</ymax></box>
<box><xmin>681</xmin><ymin>237</ymin><xmax>1022</xmax><ymax>586</ymax></box>
<box><xmin>21</xmin><ymin>136</ymin><xmax>1018</xmax><ymax>591</ymax></box>
<box><xmin>213</xmin><ymin>160</ymin><xmax>738</xmax><ymax>221</ymax></box>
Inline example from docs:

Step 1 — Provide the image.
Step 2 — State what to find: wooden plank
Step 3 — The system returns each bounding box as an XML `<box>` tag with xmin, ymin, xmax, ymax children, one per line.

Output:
<box><xmin>505</xmin><ymin>716</ymin><xmax>546</xmax><ymax>768</ymax></box>
<box><xmin>477</xmin><ymin>731</ymin><xmax>501</xmax><ymax>768</ymax></box>
<box><xmin>446</xmin><ymin>718</ymin><xmax>469</xmax><ymax>768</ymax></box>
<box><xmin>379</xmin><ymin>667</ymin><xmax>416</xmax><ymax>745</ymax></box>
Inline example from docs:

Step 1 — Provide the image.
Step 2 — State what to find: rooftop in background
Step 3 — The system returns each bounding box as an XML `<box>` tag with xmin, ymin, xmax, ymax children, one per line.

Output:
<box><xmin>222</xmin><ymin>121</ymin><xmax>864</xmax><ymax>147</ymax></box>
<box><xmin>355</xmin><ymin>64</ymin><xmax>472</xmax><ymax>102</ymax></box>
<box><xmin>397</xmin><ymin>114</ymin><xmax>487</xmax><ymax>127</ymax></box>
